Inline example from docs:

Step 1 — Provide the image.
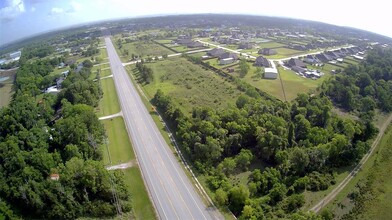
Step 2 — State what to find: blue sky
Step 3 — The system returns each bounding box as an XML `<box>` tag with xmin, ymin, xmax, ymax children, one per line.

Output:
<box><xmin>1</xmin><ymin>0</ymin><xmax>391</xmax><ymax>46</ymax></box>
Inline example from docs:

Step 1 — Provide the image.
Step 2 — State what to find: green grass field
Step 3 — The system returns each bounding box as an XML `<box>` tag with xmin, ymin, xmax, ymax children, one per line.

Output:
<box><xmin>127</xmin><ymin>57</ymin><xmax>243</xmax><ymax>114</ymax></box>
<box><xmin>0</xmin><ymin>84</ymin><xmax>13</xmax><ymax>108</ymax></box>
<box><xmin>231</xmin><ymin>65</ymin><xmax>285</xmax><ymax>100</ymax></box>
<box><xmin>121</xmin><ymin>168</ymin><xmax>156</xmax><ymax>220</ymax></box>
<box><xmin>98</xmin><ymin>48</ymin><xmax>108</xmax><ymax>61</ymax></box>
<box><xmin>353</xmin><ymin>125</ymin><xmax>392</xmax><ymax>219</ymax></box>
<box><xmin>278</xmin><ymin>66</ymin><xmax>331</xmax><ymax>101</ymax></box>
<box><xmin>204</xmin><ymin>58</ymin><xmax>237</xmax><ymax>69</ymax></box>
<box><xmin>120</xmin><ymin>41</ymin><xmax>174</xmax><ymax>61</ymax></box>
<box><xmin>101</xmin><ymin>117</ymin><xmax>155</xmax><ymax>220</ymax></box>
<box><xmin>97</xmin><ymin>78</ymin><xmax>120</xmax><ymax>117</ymax></box>
<box><xmin>155</xmin><ymin>39</ymin><xmax>174</xmax><ymax>44</ymax></box>
<box><xmin>98</xmin><ymin>68</ymin><xmax>112</xmax><ymax>77</ymax></box>
<box><xmin>0</xmin><ymin>70</ymin><xmax>16</xmax><ymax>108</ymax></box>
<box><xmin>258</xmin><ymin>41</ymin><xmax>287</xmax><ymax>48</ymax></box>
<box><xmin>101</xmin><ymin>117</ymin><xmax>134</xmax><ymax>165</ymax></box>
<box><xmin>323</xmin><ymin>123</ymin><xmax>392</xmax><ymax>219</ymax></box>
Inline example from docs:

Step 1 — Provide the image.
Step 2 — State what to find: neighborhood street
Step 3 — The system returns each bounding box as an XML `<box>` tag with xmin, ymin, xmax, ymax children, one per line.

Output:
<box><xmin>104</xmin><ymin>36</ymin><xmax>218</xmax><ymax>220</ymax></box>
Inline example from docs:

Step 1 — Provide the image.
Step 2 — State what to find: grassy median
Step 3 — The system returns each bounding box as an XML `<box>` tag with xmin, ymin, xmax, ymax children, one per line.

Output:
<box><xmin>101</xmin><ymin>117</ymin><xmax>155</xmax><ymax>219</ymax></box>
<box><xmin>97</xmin><ymin>78</ymin><xmax>121</xmax><ymax>117</ymax></box>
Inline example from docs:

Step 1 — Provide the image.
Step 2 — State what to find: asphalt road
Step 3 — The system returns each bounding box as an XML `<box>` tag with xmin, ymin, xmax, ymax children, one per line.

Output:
<box><xmin>104</xmin><ymin>37</ymin><xmax>217</xmax><ymax>220</ymax></box>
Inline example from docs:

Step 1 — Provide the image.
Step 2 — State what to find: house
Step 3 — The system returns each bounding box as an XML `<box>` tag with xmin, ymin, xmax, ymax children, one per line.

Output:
<box><xmin>56</xmin><ymin>77</ymin><xmax>65</xmax><ymax>89</ymax></box>
<box><xmin>174</xmin><ymin>38</ymin><xmax>192</xmax><ymax>45</ymax></box>
<box><xmin>45</xmin><ymin>86</ymin><xmax>60</xmax><ymax>94</ymax></box>
<box><xmin>353</xmin><ymin>55</ymin><xmax>364</xmax><ymax>60</ymax></box>
<box><xmin>220</xmin><ymin>58</ymin><xmax>234</xmax><ymax>65</ymax></box>
<box><xmin>315</xmin><ymin>53</ymin><xmax>333</xmax><ymax>63</ymax></box>
<box><xmin>264</xmin><ymin>61</ymin><xmax>278</xmax><ymax>79</ymax></box>
<box><xmin>325</xmin><ymin>51</ymin><xmax>340</xmax><ymax>59</ymax></box>
<box><xmin>258</xmin><ymin>48</ymin><xmax>277</xmax><ymax>55</ymax></box>
<box><xmin>50</xmin><ymin>174</ymin><xmax>60</xmax><ymax>181</ymax></box>
<box><xmin>58</xmin><ymin>62</ymin><xmax>65</xmax><ymax>69</ymax></box>
<box><xmin>238</xmin><ymin>43</ymin><xmax>253</xmax><ymax>50</ymax></box>
<box><xmin>219</xmin><ymin>52</ymin><xmax>238</xmax><ymax>61</ymax></box>
<box><xmin>303</xmin><ymin>55</ymin><xmax>320</xmax><ymax>64</ymax></box>
<box><xmin>286</xmin><ymin>58</ymin><xmax>306</xmax><ymax>68</ymax></box>
<box><xmin>292</xmin><ymin>66</ymin><xmax>306</xmax><ymax>74</ymax></box>
<box><xmin>254</xmin><ymin>56</ymin><xmax>271</xmax><ymax>67</ymax></box>
<box><xmin>207</xmin><ymin>48</ymin><xmax>226</xmax><ymax>57</ymax></box>
<box><xmin>9</xmin><ymin>51</ymin><xmax>21</xmax><ymax>61</ymax></box>
<box><xmin>290</xmin><ymin>44</ymin><xmax>307</xmax><ymax>51</ymax></box>
<box><xmin>62</xmin><ymin>70</ymin><xmax>70</xmax><ymax>77</ymax></box>
<box><xmin>186</xmin><ymin>41</ymin><xmax>204</xmax><ymax>48</ymax></box>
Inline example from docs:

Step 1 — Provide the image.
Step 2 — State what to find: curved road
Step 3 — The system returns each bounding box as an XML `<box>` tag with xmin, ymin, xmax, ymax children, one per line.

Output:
<box><xmin>104</xmin><ymin>37</ymin><xmax>218</xmax><ymax>220</ymax></box>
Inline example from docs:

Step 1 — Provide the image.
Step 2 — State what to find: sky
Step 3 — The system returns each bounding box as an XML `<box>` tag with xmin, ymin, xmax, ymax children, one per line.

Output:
<box><xmin>1</xmin><ymin>0</ymin><xmax>392</xmax><ymax>46</ymax></box>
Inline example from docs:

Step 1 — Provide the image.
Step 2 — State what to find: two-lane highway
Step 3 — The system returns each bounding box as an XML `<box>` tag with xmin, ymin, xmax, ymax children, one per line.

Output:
<box><xmin>104</xmin><ymin>37</ymin><xmax>217</xmax><ymax>219</ymax></box>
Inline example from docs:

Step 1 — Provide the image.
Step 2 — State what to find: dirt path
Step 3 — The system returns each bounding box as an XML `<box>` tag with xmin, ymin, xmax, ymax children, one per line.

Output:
<box><xmin>310</xmin><ymin>113</ymin><xmax>392</xmax><ymax>213</ymax></box>
<box><xmin>106</xmin><ymin>160</ymin><xmax>136</xmax><ymax>170</ymax></box>
<box><xmin>98</xmin><ymin>111</ymin><xmax>122</xmax><ymax>120</ymax></box>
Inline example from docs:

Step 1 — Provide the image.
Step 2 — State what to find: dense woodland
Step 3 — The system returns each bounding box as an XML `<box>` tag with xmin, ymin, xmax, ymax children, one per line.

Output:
<box><xmin>0</xmin><ymin>47</ymin><xmax>131</xmax><ymax>219</ymax></box>
<box><xmin>152</xmin><ymin>48</ymin><xmax>392</xmax><ymax>219</ymax></box>
<box><xmin>322</xmin><ymin>48</ymin><xmax>392</xmax><ymax>115</ymax></box>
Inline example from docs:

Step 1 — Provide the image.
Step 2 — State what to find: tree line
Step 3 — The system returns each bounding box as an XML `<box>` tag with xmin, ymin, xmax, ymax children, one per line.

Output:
<box><xmin>135</xmin><ymin>61</ymin><xmax>154</xmax><ymax>84</ymax></box>
<box><xmin>0</xmin><ymin>46</ymin><xmax>131</xmax><ymax>219</ymax></box>
<box><xmin>322</xmin><ymin>48</ymin><xmax>392</xmax><ymax>119</ymax></box>
<box><xmin>151</xmin><ymin>48</ymin><xmax>391</xmax><ymax>219</ymax></box>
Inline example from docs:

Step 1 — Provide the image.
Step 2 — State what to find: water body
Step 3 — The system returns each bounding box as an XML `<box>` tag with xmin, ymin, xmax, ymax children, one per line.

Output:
<box><xmin>0</xmin><ymin>76</ymin><xmax>10</xmax><ymax>82</ymax></box>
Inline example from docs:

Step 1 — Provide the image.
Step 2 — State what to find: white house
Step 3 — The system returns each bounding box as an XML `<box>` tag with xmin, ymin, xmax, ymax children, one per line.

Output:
<box><xmin>220</xmin><ymin>57</ymin><xmax>234</xmax><ymax>65</ymax></box>
<box><xmin>264</xmin><ymin>61</ymin><xmax>278</xmax><ymax>79</ymax></box>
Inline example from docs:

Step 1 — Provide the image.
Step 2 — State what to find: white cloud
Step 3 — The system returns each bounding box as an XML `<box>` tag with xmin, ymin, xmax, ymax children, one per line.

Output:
<box><xmin>70</xmin><ymin>1</ymin><xmax>81</xmax><ymax>11</ymax></box>
<box><xmin>0</xmin><ymin>0</ymin><xmax>25</xmax><ymax>23</ymax></box>
<box><xmin>50</xmin><ymin>7</ymin><xmax>63</xmax><ymax>15</ymax></box>
<box><xmin>65</xmin><ymin>1</ymin><xmax>82</xmax><ymax>13</ymax></box>
<box><xmin>31</xmin><ymin>7</ymin><xmax>35</xmax><ymax>12</ymax></box>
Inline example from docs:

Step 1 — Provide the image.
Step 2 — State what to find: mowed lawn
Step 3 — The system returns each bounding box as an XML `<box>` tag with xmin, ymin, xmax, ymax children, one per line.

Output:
<box><xmin>97</xmin><ymin>78</ymin><xmax>120</xmax><ymax>117</ymax></box>
<box><xmin>127</xmin><ymin>57</ymin><xmax>243</xmax><ymax>114</ymax></box>
<box><xmin>120</xmin><ymin>41</ymin><xmax>174</xmax><ymax>61</ymax></box>
<box><xmin>122</xmin><ymin>168</ymin><xmax>156</xmax><ymax>220</ymax></box>
<box><xmin>101</xmin><ymin>118</ymin><xmax>155</xmax><ymax>220</ymax></box>
<box><xmin>278</xmin><ymin>66</ymin><xmax>331</xmax><ymax>101</ymax></box>
<box><xmin>231</xmin><ymin>65</ymin><xmax>285</xmax><ymax>101</ymax></box>
<box><xmin>101</xmin><ymin>117</ymin><xmax>134</xmax><ymax>165</ymax></box>
<box><xmin>258</xmin><ymin>41</ymin><xmax>287</xmax><ymax>48</ymax></box>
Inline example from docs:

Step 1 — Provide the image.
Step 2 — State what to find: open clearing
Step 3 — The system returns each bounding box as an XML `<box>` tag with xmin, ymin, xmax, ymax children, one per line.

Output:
<box><xmin>122</xmin><ymin>168</ymin><xmax>156</xmax><ymax>220</ymax></box>
<box><xmin>101</xmin><ymin>117</ymin><xmax>134</xmax><ymax>165</ymax></box>
<box><xmin>0</xmin><ymin>84</ymin><xmax>13</xmax><ymax>108</ymax></box>
<box><xmin>97</xmin><ymin>77</ymin><xmax>120</xmax><ymax>117</ymax></box>
<box><xmin>352</xmin><ymin>125</ymin><xmax>392</xmax><ymax>219</ymax></box>
<box><xmin>119</xmin><ymin>41</ymin><xmax>174</xmax><ymax>62</ymax></box>
<box><xmin>0</xmin><ymin>69</ymin><xmax>16</xmax><ymax>108</ymax></box>
<box><xmin>127</xmin><ymin>57</ymin><xmax>244</xmax><ymax>114</ymax></box>
<box><xmin>323</xmin><ymin>123</ymin><xmax>392</xmax><ymax>219</ymax></box>
<box><xmin>230</xmin><ymin>65</ymin><xmax>285</xmax><ymax>100</ymax></box>
<box><xmin>279</xmin><ymin>66</ymin><xmax>325</xmax><ymax>101</ymax></box>
<box><xmin>101</xmin><ymin>117</ymin><xmax>155</xmax><ymax>219</ymax></box>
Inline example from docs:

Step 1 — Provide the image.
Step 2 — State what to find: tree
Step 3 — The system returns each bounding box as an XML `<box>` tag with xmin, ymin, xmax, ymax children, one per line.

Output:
<box><xmin>289</xmin><ymin>147</ymin><xmax>310</xmax><ymax>175</ymax></box>
<box><xmin>236</xmin><ymin>95</ymin><xmax>249</xmax><ymax>109</ymax></box>
<box><xmin>236</xmin><ymin>149</ymin><xmax>253</xmax><ymax>171</ymax></box>
<box><xmin>268</xmin><ymin>183</ymin><xmax>288</xmax><ymax>205</ymax></box>
<box><xmin>229</xmin><ymin>185</ymin><xmax>250</xmax><ymax>215</ymax></box>
<box><xmin>239</xmin><ymin>59</ymin><xmax>250</xmax><ymax>77</ymax></box>
<box><xmin>218</xmin><ymin>157</ymin><xmax>236</xmax><ymax>176</ymax></box>
<box><xmin>215</xmin><ymin>188</ymin><xmax>228</xmax><ymax>206</ymax></box>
